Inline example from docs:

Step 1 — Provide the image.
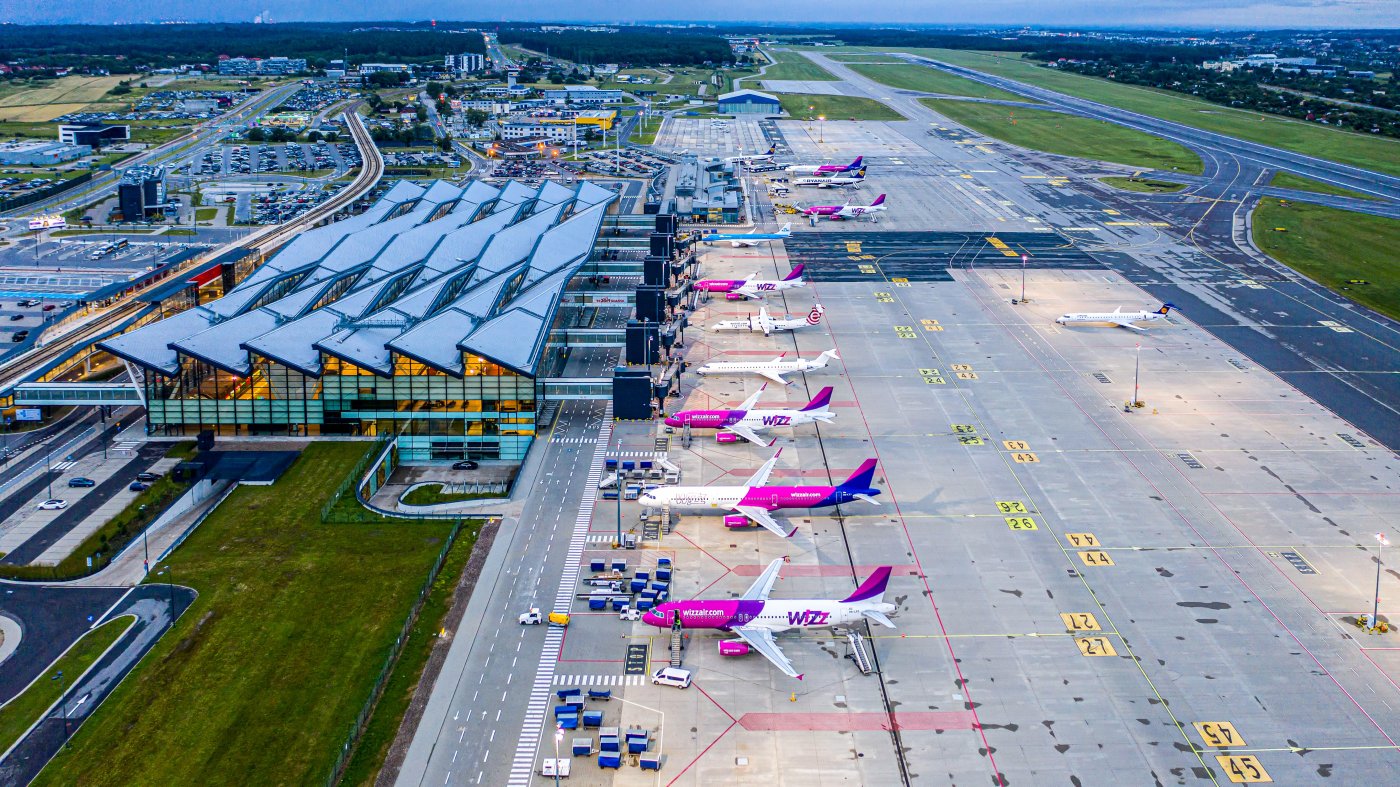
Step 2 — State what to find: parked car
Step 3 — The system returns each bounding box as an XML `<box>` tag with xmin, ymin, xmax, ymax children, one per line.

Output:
<box><xmin>135</xmin><ymin>471</ymin><xmax>161</xmax><ymax>482</ymax></box>
<box><xmin>651</xmin><ymin>667</ymin><xmax>693</xmax><ymax>689</ymax></box>
<box><xmin>129</xmin><ymin>481</ymin><xmax>150</xmax><ymax>492</ymax></box>
<box><xmin>8</xmin><ymin>314</ymin><xmax>21</xmax><ymax>321</ymax></box>
<box><xmin>36</xmin><ymin>499</ymin><xmax>68</xmax><ymax>510</ymax></box>
<box><xmin>67</xmin><ymin>477</ymin><xmax>96</xmax><ymax>488</ymax></box>
<box><xmin>452</xmin><ymin>460</ymin><xmax>479</xmax><ymax>470</ymax></box>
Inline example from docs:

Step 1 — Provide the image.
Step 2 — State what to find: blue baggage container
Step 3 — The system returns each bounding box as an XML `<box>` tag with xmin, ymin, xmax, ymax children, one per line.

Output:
<box><xmin>583</xmin><ymin>710</ymin><xmax>604</xmax><ymax>727</ymax></box>
<box><xmin>630</xmin><ymin>579</ymin><xmax>647</xmax><ymax>593</ymax></box>
<box><xmin>555</xmin><ymin>702</ymin><xmax>583</xmax><ymax>717</ymax></box>
<box><xmin>636</xmin><ymin>570</ymin><xmax>651</xmax><ymax>582</ymax></box>
<box><xmin>605</xmin><ymin>459</ymin><xmax>618</xmax><ymax>470</ymax></box>
<box><xmin>573</xmin><ymin>738</ymin><xmax>593</xmax><ymax>757</ymax></box>
<box><xmin>599</xmin><ymin>754</ymin><xmax>622</xmax><ymax>769</ymax></box>
<box><xmin>610</xmin><ymin>559</ymin><xmax>627</xmax><ymax>572</ymax></box>
<box><xmin>611</xmin><ymin>598</ymin><xmax>628</xmax><ymax>611</ymax></box>
<box><xmin>590</xmin><ymin>559</ymin><xmax>605</xmax><ymax>572</ymax></box>
<box><xmin>651</xmin><ymin>581</ymin><xmax>669</xmax><ymax>592</ymax></box>
<box><xmin>558</xmin><ymin>713</ymin><xmax>579</xmax><ymax>729</ymax></box>
<box><xmin>657</xmin><ymin>557</ymin><xmax>672</xmax><ymax>568</ymax></box>
<box><xmin>636</xmin><ymin>599</ymin><xmax>653</xmax><ymax>611</ymax></box>
<box><xmin>556</xmin><ymin>688</ymin><xmax>582</xmax><ymax>702</ymax></box>
<box><xmin>640</xmin><ymin>755</ymin><xmax>661</xmax><ymax>771</ymax></box>
<box><xmin>655</xmin><ymin>568</ymin><xmax>672</xmax><ymax>581</ymax></box>
<box><xmin>589</xmin><ymin>597</ymin><xmax>606</xmax><ymax>611</ymax></box>
<box><xmin>600</xmin><ymin>736</ymin><xmax>620</xmax><ymax>753</ymax></box>
<box><xmin>587</xmin><ymin>689</ymin><xmax>612</xmax><ymax>701</ymax></box>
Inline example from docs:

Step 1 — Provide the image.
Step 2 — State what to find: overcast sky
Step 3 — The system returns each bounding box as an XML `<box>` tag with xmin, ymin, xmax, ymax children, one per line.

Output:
<box><xmin>0</xmin><ymin>0</ymin><xmax>1394</xmax><ymax>28</ymax></box>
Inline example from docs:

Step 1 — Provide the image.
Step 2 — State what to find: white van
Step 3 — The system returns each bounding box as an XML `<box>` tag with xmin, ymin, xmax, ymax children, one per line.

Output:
<box><xmin>651</xmin><ymin>667</ymin><xmax>693</xmax><ymax>689</ymax></box>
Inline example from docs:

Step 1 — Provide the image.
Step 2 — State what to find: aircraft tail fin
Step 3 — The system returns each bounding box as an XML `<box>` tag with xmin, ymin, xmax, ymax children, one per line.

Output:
<box><xmin>801</xmin><ymin>386</ymin><xmax>833</xmax><ymax>412</ymax></box>
<box><xmin>838</xmin><ymin>457</ymin><xmax>877</xmax><ymax>491</ymax></box>
<box><xmin>1157</xmin><ymin>302</ymin><xmax>1177</xmax><ymax>315</ymax></box>
<box><xmin>841</xmin><ymin>565</ymin><xmax>891</xmax><ymax>604</ymax></box>
<box><xmin>806</xmin><ymin>304</ymin><xmax>825</xmax><ymax>325</ymax></box>
<box><xmin>870</xmin><ymin>194</ymin><xmax>886</xmax><ymax>206</ymax></box>
<box><xmin>777</xmin><ymin>223</ymin><xmax>793</xmax><ymax>236</ymax></box>
<box><xmin>783</xmin><ymin>263</ymin><xmax>804</xmax><ymax>281</ymax></box>
<box><xmin>847</xmin><ymin>156</ymin><xmax>863</xmax><ymax>170</ymax></box>
<box><xmin>813</xmin><ymin>349</ymin><xmax>840</xmax><ymax>367</ymax></box>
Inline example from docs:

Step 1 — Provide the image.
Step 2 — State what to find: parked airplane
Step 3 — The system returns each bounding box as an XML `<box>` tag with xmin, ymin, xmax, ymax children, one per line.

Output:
<box><xmin>802</xmin><ymin>194</ymin><xmax>887</xmax><ymax>220</ymax></box>
<box><xmin>699</xmin><ymin>223</ymin><xmax>793</xmax><ymax>248</ymax></box>
<box><xmin>793</xmin><ymin>168</ymin><xmax>866</xmax><ymax>188</ymax></box>
<box><xmin>787</xmin><ymin>156</ymin><xmax>863</xmax><ymax>176</ymax></box>
<box><xmin>637</xmin><ymin>450</ymin><xmax>880</xmax><ymax>538</ymax></box>
<box><xmin>693</xmin><ymin>264</ymin><xmax>805</xmax><ymax>300</ymax></box>
<box><xmin>695</xmin><ymin>348</ymin><xmax>839</xmax><ymax>385</ymax></box>
<box><xmin>725</xmin><ymin>145</ymin><xmax>777</xmax><ymax>164</ymax></box>
<box><xmin>711</xmin><ymin>304</ymin><xmax>825</xmax><ymax>335</ymax></box>
<box><xmin>1055</xmin><ymin>303</ymin><xmax>1177</xmax><ymax>332</ymax></box>
<box><xmin>642</xmin><ymin>558</ymin><xmax>896</xmax><ymax>679</ymax></box>
<box><xmin>664</xmin><ymin>385</ymin><xmax>834</xmax><ymax>445</ymax></box>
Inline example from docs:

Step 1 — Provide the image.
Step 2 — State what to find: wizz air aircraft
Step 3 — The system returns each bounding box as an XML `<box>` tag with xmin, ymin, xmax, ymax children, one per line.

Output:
<box><xmin>664</xmin><ymin>385</ymin><xmax>834</xmax><ymax>445</ymax></box>
<box><xmin>641</xmin><ymin>558</ymin><xmax>897</xmax><ymax>680</ymax></box>
<box><xmin>724</xmin><ymin>145</ymin><xmax>777</xmax><ymax>164</ymax></box>
<box><xmin>637</xmin><ymin>449</ymin><xmax>880</xmax><ymax>538</ymax></box>
<box><xmin>1055</xmin><ymin>303</ymin><xmax>1177</xmax><ymax>332</ymax></box>
<box><xmin>699</xmin><ymin>223</ymin><xmax>793</xmax><ymax>249</ymax></box>
<box><xmin>803</xmin><ymin>194</ymin><xmax>887</xmax><ymax>220</ymax></box>
<box><xmin>693</xmin><ymin>263</ymin><xmax>805</xmax><ymax>300</ymax></box>
<box><xmin>787</xmin><ymin>156</ymin><xmax>863</xmax><ymax>176</ymax></box>
<box><xmin>793</xmin><ymin>168</ymin><xmax>866</xmax><ymax>188</ymax></box>
<box><xmin>711</xmin><ymin>304</ymin><xmax>825</xmax><ymax>335</ymax></box>
<box><xmin>695</xmin><ymin>348</ymin><xmax>839</xmax><ymax>385</ymax></box>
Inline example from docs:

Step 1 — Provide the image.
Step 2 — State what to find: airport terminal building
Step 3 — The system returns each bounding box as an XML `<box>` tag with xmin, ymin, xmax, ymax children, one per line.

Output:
<box><xmin>100</xmin><ymin>179</ymin><xmax>617</xmax><ymax>461</ymax></box>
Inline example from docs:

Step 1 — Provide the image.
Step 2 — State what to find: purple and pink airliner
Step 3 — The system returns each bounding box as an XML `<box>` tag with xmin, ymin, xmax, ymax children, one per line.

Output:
<box><xmin>664</xmin><ymin>385</ymin><xmax>834</xmax><ymax>445</ymax></box>
<box><xmin>637</xmin><ymin>449</ymin><xmax>880</xmax><ymax>538</ymax></box>
<box><xmin>693</xmin><ymin>263</ymin><xmax>805</xmax><ymax>300</ymax></box>
<box><xmin>786</xmin><ymin>156</ymin><xmax>864</xmax><ymax>176</ymax></box>
<box><xmin>642</xmin><ymin>558</ymin><xmax>896</xmax><ymax>680</ymax></box>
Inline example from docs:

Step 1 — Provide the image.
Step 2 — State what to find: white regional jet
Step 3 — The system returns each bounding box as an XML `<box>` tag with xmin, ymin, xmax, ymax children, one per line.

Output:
<box><xmin>711</xmin><ymin>304</ymin><xmax>826</xmax><ymax>335</ymax></box>
<box><xmin>1055</xmin><ymin>303</ymin><xmax>1176</xmax><ymax>332</ymax></box>
<box><xmin>695</xmin><ymin>349</ymin><xmax>840</xmax><ymax>385</ymax></box>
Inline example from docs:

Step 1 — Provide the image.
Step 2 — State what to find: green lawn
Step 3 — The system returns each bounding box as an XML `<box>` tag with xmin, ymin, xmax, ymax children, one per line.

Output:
<box><xmin>193</xmin><ymin>208</ymin><xmax>218</xmax><ymax>221</ymax></box>
<box><xmin>896</xmin><ymin>48</ymin><xmax>1400</xmax><ymax>178</ymax></box>
<box><xmin>846</xmin><ymin>63</ymin><xmax>1031</xmax><ymax>103</ymax></box>
<box><xmin>1253</xmin><ymin>201</ymin><xmax>1400</xmax><ymax>322</ymax></box>
<box><xmin>1268</xmin><ymin>170</ymin><xmax>1377</xmax><ymax>201</ymax></box>
<box><xmin>32</xmin><ymin>443</ymin><xmax>459</xmax><ymax>787</ymax></box>
<box><xmin>0</xmin><ymin>617</ymin><xmax>134</xmax><ymax>755</ymax></box>
<box><xmin>1100</xmin><ymin>176</ymin><xmax>1187</xmax><ymax>193</ymax></box>
<box><xmin>780</xmin><ymin>93</ymin><xmax>905</xmax><ymax>122</ymax></box>
<box><xmin>827</xmin><ymin>54</ymin><xmax>906</xmax><ymax>64</ymax></box>
<box><xmin>401</xmin><ymin>484</ymin><xmax>496</xmax><ymax>507</ymax></box>
<box><xmin>760</xmin><ymin>50</ymin><xmax>837</xmax><ymax>82</ymax></box>
<box><xmin>337</xmin><ymin>526</ymin><xmax>479</xmax><ymax>787</ymax></box>
<box><xmin>923</xmin><ymin>99</ymin><xmax>1203</xmax><ymax>174</ymax></box>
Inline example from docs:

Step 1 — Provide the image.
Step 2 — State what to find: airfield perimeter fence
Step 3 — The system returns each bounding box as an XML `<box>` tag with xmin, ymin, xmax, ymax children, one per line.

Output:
<box><xmin>324</xmin><ymin>515</ymin><xmax>480</xmax><ymax>787</ymax></box>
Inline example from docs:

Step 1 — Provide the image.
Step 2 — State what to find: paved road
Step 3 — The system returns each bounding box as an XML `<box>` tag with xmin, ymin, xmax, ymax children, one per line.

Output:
<box><xmin>0</xmin><ymin>583</ymin><xmax>127</xmax><ymax>704</ymax></box>
<box><xmin>0</xmin><ymin>583</ymin><xmax>195</xmax><ymax>782</ymax></box>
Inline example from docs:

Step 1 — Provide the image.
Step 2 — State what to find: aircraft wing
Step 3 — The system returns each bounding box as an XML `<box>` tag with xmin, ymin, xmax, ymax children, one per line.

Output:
<box><xmin>724</xmin><ymin>423</ymin><xmax>770</xmax><ymax>446</ymax></box>
<box><xmin>741</xmin><ymin>558</ymin><xmax>785</xmax><ymax>601</ymax></box>
<box><xmin>743</xmin><ymin>450</ymin><xmax>782</xmax><ymax>488</ymax></box>
<box><xmin>737</xmin><ymin>384</ymin><xmax>768</xmax><ymax>412</ymax></box>
<box><xmin>1112</xmin><ymin>320</ymin><xmax>1146</xmax><ymax>332</ymax></box>
<box><xmin>757</xmin><ymin>369</ymin><xmax>790</xmax><ymax>385</ymax></box>
<box><xmin>732</xmin><ymin>505</ymin><xmax>796</xmax><ymax>539</ymax></box>
<box><xmin>731</xmin><ymin>625</ymin><xmax>801</xmax><ymax>679</ymax></box>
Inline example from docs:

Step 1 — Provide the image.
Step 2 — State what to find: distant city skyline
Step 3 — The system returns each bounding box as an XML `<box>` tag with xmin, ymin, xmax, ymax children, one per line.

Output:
<box><xmin>2</xmin><ymin>0</ymin><xmax>1396</xmax><ymax>29</ymax></box>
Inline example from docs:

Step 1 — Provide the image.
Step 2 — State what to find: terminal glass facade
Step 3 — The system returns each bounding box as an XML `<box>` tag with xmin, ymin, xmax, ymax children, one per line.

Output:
<box><xmin>144</xmin><ymin>351</ymin><xmax>541</xmax><ymax>460</ymax></box>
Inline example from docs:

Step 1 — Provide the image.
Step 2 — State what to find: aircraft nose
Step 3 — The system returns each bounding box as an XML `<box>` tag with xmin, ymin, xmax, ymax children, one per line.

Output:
<box><xmin>663</xmin><ymin>415</ymin><xmax>680</xmax><ymax>427</ymax></box>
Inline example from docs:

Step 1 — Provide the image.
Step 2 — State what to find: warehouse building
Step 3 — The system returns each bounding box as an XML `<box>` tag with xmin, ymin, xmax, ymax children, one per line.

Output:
<box><xmin>59</xmin><ymin>123</ymin><xmax>130</xmax><ymax>147</ymax></box>
<box><xmin>716</xmin><ymin>89</ymin><xmax>781</xmax><ymax>115</ymax></box>
<box><xmin>99</xmin><ymin>179</ymin><xmax>618</xmax><ymax>461</ymax></box>
<box><xmin>541</xmin><ymin>87</ymin><xmax>624</xmax><ymax>106</ymax></box>
<box><xmin>0</xmin><ymin>140</ymin><xmax>91</xmax><ymax>166</ymax></box>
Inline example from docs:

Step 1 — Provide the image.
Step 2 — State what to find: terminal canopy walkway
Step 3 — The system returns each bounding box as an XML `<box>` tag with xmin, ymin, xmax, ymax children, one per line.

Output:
<box><xmin>13</xmin><ymin>381</ymin><xmax>142</xmax><ymax>406</ymax></box>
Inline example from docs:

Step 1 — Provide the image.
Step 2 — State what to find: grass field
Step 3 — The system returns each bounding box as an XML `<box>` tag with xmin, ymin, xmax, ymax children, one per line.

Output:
<box><xmin>0</xmin><ymin>76</ymin><xmax>128</xmax><ymax>122</ymax></box>
<box><xmin>895</xmin><ymin>48</ymin><xmax>1400</xmax><ymax>178</ymax></box>
<box><xmin>337</xmin><ymin>528</ymin><xmax>478</xmax><ymax>786</ymax></box>
<box><xmin>0</xmin><ymin>617</ymin><xmax>133</xmax><ymax>756</ymax></box>
<box><xmin>827</xmin><ymin>54</ymin><xmax>906</xmax><ymax>64</ymax></box>
<box><xmin>923</xmin><ymin>99</ymin><xmax>1203</xmax><ymax>174</ymax></box>
<box><xmin>31</xmin><ymin>443</ymin><xmax>458</xmax><ymax>787</ymax></box>
<box><xmin>1253</xmin><ymin>200</ymin><xmax>1400</xmax><ymax>322</ymax></box>
<box><xmin>781</xmin><ymin>93</ymin><xmax>904</xmax><ymax>122</ymax></box>
<box><xmin>760</xmin><ymin>50</ymin><xmax>838</xmax><ymax>82</ymax></box>
<box><xmin>1100</xmin><ymin>176</ymin><xmax>1187</xmax><ymax>193</ymax></box>
<box><xmin>1269</xmin><ymin>170</ymin><xmax>1377</xmax><ymax>200</ymax></box>
<box><xmin>401</xmin><ymin>485</ymin><xmax>495</xmax><ymax>506</ymax></box>
<box><xmin>846</xmin><ymin>63</ymin><xmax>1031</xmax><ymax>103</ymax></box>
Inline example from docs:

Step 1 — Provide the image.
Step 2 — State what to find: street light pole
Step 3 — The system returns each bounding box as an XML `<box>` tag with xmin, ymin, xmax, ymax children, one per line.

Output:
<box><xmin>1374</xmin><ymin>533</ymin><xmax>1389</xmax><ymax>629</ymax></box>
<box><xmin>818</xmin><ymin>116</ymin><xmax>825</xmax><ymax>144</ymax></box>
<box><xmin>1019</xmin><ymin>253</ymin><xmax>1028</xmax><ymax>303</ymax></box>
<box><xmin>45</xmin><ymin>440</ymin><xmax>54</xmax><ymax>500</ymax></box>
<box><xmin>553</xmin><ymin>726</ymin><xmax>563</xmax><ymax>786</ymax></box>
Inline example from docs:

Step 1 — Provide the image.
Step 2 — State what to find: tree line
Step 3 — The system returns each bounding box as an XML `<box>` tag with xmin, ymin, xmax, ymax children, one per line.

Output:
<box><xmin>497</xmin><ymin>29</ymin><xmax>732</xmax><ymax>67</ymax></box>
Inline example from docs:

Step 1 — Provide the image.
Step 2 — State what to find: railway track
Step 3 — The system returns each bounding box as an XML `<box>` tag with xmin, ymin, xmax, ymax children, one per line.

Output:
<box><xmin>0</xmin><ymin>108</ymin><xmax>384</xmax><ymax>396</ymax></box>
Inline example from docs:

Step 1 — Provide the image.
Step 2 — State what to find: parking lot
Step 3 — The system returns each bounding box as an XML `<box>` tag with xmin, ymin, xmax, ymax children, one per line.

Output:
<box><xmin>186</xmin><ymin>141</ymin><xmax>354</xmax><ymax>177</ymax></box>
